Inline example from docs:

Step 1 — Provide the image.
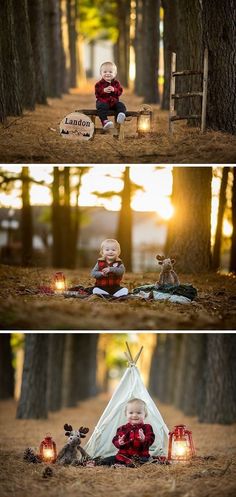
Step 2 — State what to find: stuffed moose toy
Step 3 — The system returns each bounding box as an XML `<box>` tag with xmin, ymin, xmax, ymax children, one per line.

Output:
<box><xmin>156</xmin><ymin>255</ymin><xmax>180</xmax><ymax>286</ymax></box>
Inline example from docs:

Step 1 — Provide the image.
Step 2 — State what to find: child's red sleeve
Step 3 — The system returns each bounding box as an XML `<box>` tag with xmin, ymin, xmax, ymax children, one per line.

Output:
<box><xmin>144</xmin><ymin>424</ymin><xmax>155</xmax><ymax>447</ymax></box>
<box><xmin>112</xmin><ymin>80</ymin><xmax>123</xmax><ymax>97</ymax></box>
<box><xmin>95</xmin><ymin>81</ymin><xmax>104</xmax><ymax>99</ymax></box>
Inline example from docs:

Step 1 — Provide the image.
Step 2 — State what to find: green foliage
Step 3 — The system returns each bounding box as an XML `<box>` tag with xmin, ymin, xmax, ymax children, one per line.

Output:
<box><xmin>77</xmin><ymin>0</ymin><xmax>118</xmax><ymax>42</ymax></box>
<box><xmin>104</xmin><ymin>334</ymin><xmax>128</xmax><ymax>369</ymax></box>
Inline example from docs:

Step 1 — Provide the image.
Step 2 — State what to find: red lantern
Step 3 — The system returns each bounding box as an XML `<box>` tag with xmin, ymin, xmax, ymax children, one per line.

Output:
<box><xmin>52</xmin><ymin>272</ymin><xmax>66</xmax><ymax>292</ymax></box>
<box><xmin>39</xmin><ymin>434</ymin><xmax>57</xmax><ymax>463</ymax></box>
<box><xmin>168</xmin><ymin>425</ymin><xmax>195</xmax><ymax>461</ymax></box>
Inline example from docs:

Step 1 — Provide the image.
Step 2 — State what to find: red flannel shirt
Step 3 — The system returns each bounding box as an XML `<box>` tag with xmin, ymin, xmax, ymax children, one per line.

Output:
<box><xmin>95</xmin><ymin>78</ymin><xmax>123</xmax><ymax>107</ymax></box>
<box><xmin>113</xmin><ymin>423</ymin><xmax>155</xmax><ymax>463</ymax></box>
<box><xmin>94</xmin><ymin>259</ymin><xmax>124</xmax><ymax>288</ymax></box>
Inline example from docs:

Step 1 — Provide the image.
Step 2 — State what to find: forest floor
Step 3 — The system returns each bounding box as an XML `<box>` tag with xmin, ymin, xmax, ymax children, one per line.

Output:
<box><xmin>0</xmin><ymin>82</ymin><xmax>236</xmax><ymax>164</ymax></box>
<box><xmin>0</xmin><ymin>394</ymin><xmax>236</xmax><ymax>497</ymax></box>
<box><xmin>0</xmin><ymin>265</ymin><xmax>236</xmax><ymax>330</ymax></box>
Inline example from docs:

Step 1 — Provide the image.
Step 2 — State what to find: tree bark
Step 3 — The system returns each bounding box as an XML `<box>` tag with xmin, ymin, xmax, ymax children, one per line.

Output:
<box><xmin>66</xmin><ymin>0</ymin><xmax>77</xmax><ymax>87</ymax></box>
<box><xmin>142</xmin><ymin>0</ymin><xmax>160</xmax><ymax>103</ymax></box>
<box><xmin>52</xmin><ymin>167</ymin><xmax>63</xmax><ymax>267</ymax></box>
<box><xmin>161</xmin><ymin>0</ymin><xmax>177</xmax><ymax>110</ymax></box>
<box><xmin>182</xmin><ymin>334</ymin><xmax>206</xmax><ymax>416</ymax></box>
<box><xmin>212</xmin><ymin>167</ymin><xmax>229</xmax><ymax>270</ymax></box>
<box><xmin>202</xmin><ymin>0</ymin><xmax>236</xmax><ymax>134</ymax></box>
<box><xmin>199</xmin><ymin>334</ymin><xmax>236</xmax><ymax>424</ymax></box>
<box><xmin>149</xmin><ymin>334</ymin><xmax>166</xmax><ymax>402</ymax></box>
<box><xmin>0</xmin><ymin>0</ymin><xmax>22</xmax><ymax>119</ymax></box>
<box><xmin>13</xmin><ymin>0</ymin><xmax>36</xmax><ymax>110</ymax></box>
<box><xmin>134</xmin><ymin>0</ymin><xmax>144</xmax><ymax>95</ymax></box>
<box><xmin>47</xmin><ymin>334</ymin><xmax>65</xmax><ymax>411</ymax></box>
<box><xmin>167</xmin><ymin>167</ymin><xmax>212</xmax><ymax>273</ymax></box>
<box><xmin>28</xmin><ymin>0</ymin><xmax>47</xmax><ymax>104</ymax></box>
<box><xmin>21</xmin><ymin>167</ymin><xmax>33</xmax><ymax>266</ymax></box>
<box><xmin>230</xmin><ymin>167</ymin><xmax>236</xmax><ymax>272</ymax></box>
<box><xmin>0</xmin><ymin>334</ymin><xmax>14</xmax><ymax>399</ymax></box>
<box><xmin>116</xmin><ymin>167</ymin><xmax>132</xmax><ymax>271</ymax></box>
<box><xmin>45</xmin><ymin>0</ymin><xmax>62</xmax><ymax>97</ymax></box>
<box><xmin>17</xmin><ymin>334</ymin><xmax>49</xmax><ymax>419</ymax></box>
<box><xmin>116</xmin><ymin>0</ymin><xmax>130</xmax><ymax>87</ymax></box>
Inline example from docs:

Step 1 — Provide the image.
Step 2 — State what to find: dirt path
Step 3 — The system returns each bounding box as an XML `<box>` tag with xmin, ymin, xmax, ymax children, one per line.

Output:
<box><xmin>0</xmin><ymin>84</ymin><xmax>236</xmax><ymax>164</ymax></box>
<box><xmin>0</xmin><ymin>394</ymin><xmax>235</xmax><ymax>497</ymax></box>
<box><xmin>0</xmin><ymin>265</ymin><xmax>235</xmax><ymax>330</ymax></box>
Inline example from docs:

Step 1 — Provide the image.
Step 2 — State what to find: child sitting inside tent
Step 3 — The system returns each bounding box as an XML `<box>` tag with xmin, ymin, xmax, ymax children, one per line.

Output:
<box><xmin>85</xmin><ymin>344</ymin><xmax>169</xmax><ymax>467</ymax></box>
<box><xmin>101</xmin><ymin>398</ymin><xmax>155</xmax><ymax>466</ymax></box>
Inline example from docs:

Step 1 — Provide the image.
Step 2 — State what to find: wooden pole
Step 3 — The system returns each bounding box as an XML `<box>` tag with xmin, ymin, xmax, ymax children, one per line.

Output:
<box><xmin>169</xmin><ymin>52</ymin><xmax>176</xmax><ymax>134</ymax></box>
<box><xmin>201</xmin><ymin>48</ymin><xmax>208</xmax><ymax>133</ymax></box>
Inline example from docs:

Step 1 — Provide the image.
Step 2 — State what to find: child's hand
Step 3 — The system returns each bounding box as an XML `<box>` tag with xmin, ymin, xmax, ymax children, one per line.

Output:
<box><xmin>118</xmin><ymin>435</ymin><xmax>125</xmax><ymax>445</ymax></box>
<box><xmin>104</xmin><ymin>86</ymin><xmax>112</xmax><ymax>93</ymax></box>
<box><xmin>138</xmin><ymin>429</ymin><xmax>145</xmax><ymax>441</ymax></box>
<box><xmin>102</xmin><ymin>267</ymin><xmax>110</xmax><ymax>275</ymax></box>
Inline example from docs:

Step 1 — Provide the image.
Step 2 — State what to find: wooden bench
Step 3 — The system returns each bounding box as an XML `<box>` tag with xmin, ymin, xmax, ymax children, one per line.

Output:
<box><xmin>75</xmin><ymin>109</ymin><xmax>152</xmax><ymax>140</ymax></box>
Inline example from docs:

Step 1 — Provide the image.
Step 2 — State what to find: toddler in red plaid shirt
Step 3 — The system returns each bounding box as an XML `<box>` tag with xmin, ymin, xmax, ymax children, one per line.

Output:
<box><xmin>95</xmin><ymin>61</ymin><xmax>126</xmax><ymax>129</ymax></box>
<box><xmin>91</xmin><ymin>239</ymin><xmax>128</xmax><ymax>298</ymax></box>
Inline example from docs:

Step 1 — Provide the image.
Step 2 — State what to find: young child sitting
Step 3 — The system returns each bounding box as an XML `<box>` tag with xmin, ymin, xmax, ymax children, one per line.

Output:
<box><xmin>91</xmin><ymin>239</ymin><xmax>128</xmax><ymax>298</ymax></box>
<box><xmin>95</xmin><ymin>61</ymin><xmax>126</xmax><ymax>130</ymax></box>
<box><xmin>101</xmin><ymin>398</ymin><xmax>155</xmax><ymax>467</ymax></box>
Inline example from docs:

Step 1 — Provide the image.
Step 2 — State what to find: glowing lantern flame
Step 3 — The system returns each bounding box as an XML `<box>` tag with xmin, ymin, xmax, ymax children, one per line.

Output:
<box><xmin>168</xmin><ymin>425</ymin><xmax>195</xmax><ymax>462</ymax></box>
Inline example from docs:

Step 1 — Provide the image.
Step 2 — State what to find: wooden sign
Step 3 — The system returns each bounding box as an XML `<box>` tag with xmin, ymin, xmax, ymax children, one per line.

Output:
<box><xmin>60</xmin><ymin>112</ymin><xmax>94</xmax><ymax>140</ymax></box>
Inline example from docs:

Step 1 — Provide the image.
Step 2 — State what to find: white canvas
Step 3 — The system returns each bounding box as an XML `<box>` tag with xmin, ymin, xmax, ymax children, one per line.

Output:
<box><xmin>85</xmin><ymin>365</ymin><xmax>169</xmax><ymax>458</ymax></box>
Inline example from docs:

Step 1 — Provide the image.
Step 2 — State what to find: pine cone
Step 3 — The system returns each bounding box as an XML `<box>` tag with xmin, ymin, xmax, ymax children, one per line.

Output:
<box><xmin>42</xmin><ymin>466</ymin><xmax>53</xmax><ymax>478</ymax></box>
<box><xmin>23</xmin><ymin>448</ymin><xmax>41</xmax><ymax>464</ymax></box>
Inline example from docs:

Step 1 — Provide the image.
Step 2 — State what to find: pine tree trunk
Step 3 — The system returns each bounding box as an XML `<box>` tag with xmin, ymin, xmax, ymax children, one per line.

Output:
<box><xmin>45</xmin><ymin>0</ymin><xmax>62</xmax><ymax>97</ymax></box>
<box><xmin>212</xmin><ymin>167</ymin><xmax>229</xmax><ymax>270</ymax></box>
<box><xmin>116</xmin><ymin>167</ymin><xmax>132</xmax><ymax>271</ymax></box>
<box><xmin>0</xmin><ymin>0</ymin><xmax>22</xmax><ymax>119</ymax></box>
<box><xmin>161</xmin><ymin>0</ymin><xmax>177</xmax><ymax>110</ymax></box>
<box><xmin>17</xmin><ymin>334</ymin><xmax>49</xmax><ymax>419</ymax></box>
<box><xmin>28</xmin><ymin>0</ymin><xmax>47</xmax><ymax>104</ymax></box>
<box><xmin>0</xmin><ymin>334</ymin><xmax>14</xmax><ymax>399</ymax></box>
<box><xmin>52</xmin><ymin>167</ymin><xmax>63</xmax><ymax>267</ymax></box>
<box><xmin>173</xmin><ymin>334</ymin><xmax>189</xmax><ymax>409</ymax></box>
<box><xmin>175</xmin><ymin>0</ymin><xmax>202</xmax><ymax>120</ymax></box>
<box><xmin>230</xmin><ymin>167</ymin><xmax>236</xmax><ymax>272</ymax></box>
<box><xmin>77</xmin><ymin>335</ymin><xmax>98</xmax><ymax>400</ymax></box>
<box><xmin>134</xmin><ymin>0</ymin><xmax>144</xmax><ymax>95</ymax></box>
<box><xmin>116</xmin><ymin>0</ymin><xmax>130</xmax><ymax>87</ymax></box>
<box><xmin>13</xmin><ymin>0</ymin><xmax>36</xmax><ymax>110</ymax></box>
<box><xmin>47</xmin><ymin>334</ymin><xmax>65</xmax><ymax>411</ymax></box>
<box><xmin>62</xmin><ymin>167</ymin><xmax>72</xmax><ymax>267</ymax></box>
<box><xmin>149</xmin><ymin>334</ymin><xmax>166</xmax><ymax>401</ymax></box>
<box><xmin>182</xmin><ymin>335</ymin><xmax>206</xmax><ymax>416</ymax></box>
<box><xmin>168</xmin><ymin>167</ymin><xmax>212</xmax><ymax>273</ymax></box>
<box><xmin>199</xmin><ymin>334</ymin><xmax>236</xmax><ymax>424</ymax></box>
<box><xmin>66</xmin><ymin>0</ymin><xmax>77</xmax><ymax>87</ymax></box>
<box><xmin>142</xmin><ymin>0</ymin><xmax>160</xmax><ymax>103</ymax></box>
<box><xmin>202</xmin><ymin>0</ymin><xmax>236</xmax><ymax>134</ymax></box>
<box><xmin>21</xmin><ymin>167</ymin><xmax>33</xmax><ymax>266</ymax></box>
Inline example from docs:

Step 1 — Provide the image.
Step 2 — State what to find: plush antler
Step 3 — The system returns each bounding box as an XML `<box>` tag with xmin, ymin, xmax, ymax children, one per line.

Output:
<box><xmin>79</xmin><ymin>427</ymin><xmax>89</xmax><ymax>438</ymax></box>
<box><xmin>156</xmin><ymin>254</ymin><xmax>165</xmax><ymax>261</ymax></box>
<box><xmin>64</xmin><ymin>423</ymin><xmax>73</xmax><ymax>436</ymax></box>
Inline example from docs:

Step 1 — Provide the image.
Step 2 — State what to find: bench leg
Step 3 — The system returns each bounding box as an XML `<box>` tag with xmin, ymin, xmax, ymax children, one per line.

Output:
<box><xmin>115</xmin><ymin>123</ymin><xmax>124</xmax><ymax>141</ymax></box>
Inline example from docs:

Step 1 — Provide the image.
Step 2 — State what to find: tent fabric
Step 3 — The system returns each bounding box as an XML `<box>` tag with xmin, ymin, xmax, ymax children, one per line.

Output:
<box><xmin>85</xmin><ymin>365</ymin><xmax>169</xmax><ymax>459</ymax></box>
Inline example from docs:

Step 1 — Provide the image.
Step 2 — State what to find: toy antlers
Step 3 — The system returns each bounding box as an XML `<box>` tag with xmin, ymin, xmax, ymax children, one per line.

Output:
<box><xmin>156</xmin><ymin>254</ymin><xmax>176</xmax><ymax>264</ymax></box>
<box><xmin>79</xmin><ymin>427</ymin><xmax>89</xmax><ymax>438</ymax></box>
<box><xmin>64</xmin><ymin>424</ymin><xmax>89</xmax><ymax>438</ymax></box>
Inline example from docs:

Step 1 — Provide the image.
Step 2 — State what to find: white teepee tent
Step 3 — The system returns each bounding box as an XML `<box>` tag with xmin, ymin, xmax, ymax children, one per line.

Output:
<box><xmin>85</xmin><ymin>343</ymin><xmax>169</xmax><ymax>459</ymax></box>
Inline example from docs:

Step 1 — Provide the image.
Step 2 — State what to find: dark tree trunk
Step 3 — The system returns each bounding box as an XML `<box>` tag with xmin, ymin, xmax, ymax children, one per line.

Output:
<box><xmin>167</xmin><ymin>167</ymin><xmax>212</xmax><ymax>273</ymax></box>
<box><xmin>66</xmin><ymin>0</ymin><xmax>77</xmax><ymax>87</ymax></box>
<box><xmin>212</xmin><ymin>167</ymin><xmax>229</xmax><ymax>270</ymax></box>
<box><xmin>182</xmin><ymin>335</ymin><xmax>206</xmax><ymax>416</ymax></box>
<box><xmin>117</xmin><ymin>167</ymin><xmax>132</xmax><ymax>271</ymax></box>
<box><xmin>175</xmin><ymin>0</ymin><xmax>202</xmax><ymax>120</ymax></box>
<box><xmin>21</xmin><ymin>167</ymin><xmax>33</xmax><ymax>266</ymax></box>
<box><xmin>199</xmin><ymin>334</ymin><xmax>236</xmax><ymax>424</ymax></box>
<box><xmin>28</xmin><ymin>0</ymin><xmax>47</xmax><ymax>104</ymax></box>
<box><xmin>62</xmin><ymin>334</ymin><xmax>79</xmax><ymax>407</ymax></box>
<box><xmin>202</xmin><ymin>0</ymin><xmax>236</xmax><ymax>134</ymax></box>
<box><xmin>116</xmin><ymin>0</ymin><xmax>130</xmax><ymax>87</ymax></box>
<box><xmin>62</xmin><ymin>167</ymin><xmax>72</xmax><ymax>267</ymax></box>
<box><xmin>47</xmin><ymin>334</ymin><xmax>65</xmax><ymax>411</ymax></box>
<box><xmin>0</xmin><ymin>0</ymin><xmax>22</xmax><ymax>119</ymax></box>
<box><xmin>142</xmin><ymin>0</ymin><xmax>160</xmax><ymax>103</ymax></box>
<box><xmin>149</xmin><ymin>334</ymin><xmax>167</xmax><ymax>402</ymax></box>
<box><xmin>161</xmin><ymin>0</ymin><xmax>177</xmax><ymax>110</ymax></box>
<box><xmin>13</xmin><ymin>0</ymin><xmax>36</xmax><ymax>110</ymax></box>
<box><xmin>45</xmin><ymin>0</ymin><xmax>62</xmax><ymax>97</ymax></box>
<box><xmin>230</xmin><ymin>167</ymin><xmax>236</xmax><ymax>272</ymax></box>
<box><xmin>17</xmin><ymin>334</ymin><xmax>49</xmax><ymax>419</ymax></box>
<box><xmin>52</xmin><ymin>167</ymin><xmax>63</xmax><ymax>267</ymax></box>
<box><xmin>0</xmin><ymin>334</ymin><xmax>14</xmax><ymax>399</ymax></box>
<box><xmin>134</xmin><ymin>0</ymin><xmax>144</xmax><ymax>95</ymax></box>
<box><xmin>173</xmin><ymin>334</ymin><xmax>189</xmax><ymax>409</ymax></box>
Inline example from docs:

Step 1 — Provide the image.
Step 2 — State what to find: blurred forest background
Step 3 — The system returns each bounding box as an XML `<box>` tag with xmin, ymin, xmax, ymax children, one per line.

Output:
<box><xmin>1</xmin><ymin>333</ymin><xmax>236</xmax><ymax>423</ymax></box>
<box><xmin>0</xmin><ymin>166</ymin><xmax>235</xmax><ymax>274</ymax></box>
<box><xmin>1</xmin><ymin>0</ymin><xmax>236</xmax><ymax>135</ymax></box>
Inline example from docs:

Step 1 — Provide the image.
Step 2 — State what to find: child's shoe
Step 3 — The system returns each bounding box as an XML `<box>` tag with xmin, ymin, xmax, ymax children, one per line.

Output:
<box><xmin>117</xmin><ymin>112</ymin><xmax>126</xmax><ymax>124</ymax></box>
<box><xmin>103</xmin><ymin>120</ymin><xmax>113</xmax><ymax>129</ymax></box>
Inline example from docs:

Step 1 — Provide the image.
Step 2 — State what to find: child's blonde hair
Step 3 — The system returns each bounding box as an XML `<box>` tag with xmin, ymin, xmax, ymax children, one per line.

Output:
<box><xmin>125</xmin><ymin>398</ymin><xmax>148</xmax><ymax>417</ymax></box>
<box><xmin>100</xmin><ymin>239</ymin><xmax>121</xmax><ymax>256</ymax></box>
<box><xmin>100</xmin><ymin>61</ymin><xmax>117</xmax><ymax>76</ymax></box>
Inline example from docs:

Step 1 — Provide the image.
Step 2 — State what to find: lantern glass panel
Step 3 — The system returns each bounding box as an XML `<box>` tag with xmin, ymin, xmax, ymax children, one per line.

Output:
<box><xmin>53</xmin><ymin>272</ymin><xmax>66</xmax><ymax>292</ymax></box>
<box><xmin>138</xmin><ymin>113</ymin><xmax>151</xmax><ymax>132</ymax></box>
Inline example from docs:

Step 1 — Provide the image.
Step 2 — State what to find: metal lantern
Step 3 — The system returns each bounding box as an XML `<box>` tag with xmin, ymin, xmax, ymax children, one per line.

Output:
<box><xmin>52</xmin><ymin>271</ymin><xmax>66</xmax><ymax>292</ymax></box>
<box><xmin>168</xmin><ymin>425</ymin><xmax>195</xmax><ymax>462</ymax></box>
<box><xmin>137</xmin><ymin>109</ymin><xmax>152</xmax><ymax>135</ymax></box>
<box><xmin>39</xmin><ymin>434</ymin><xmax>57</xmax><ymax>463</ymax></box>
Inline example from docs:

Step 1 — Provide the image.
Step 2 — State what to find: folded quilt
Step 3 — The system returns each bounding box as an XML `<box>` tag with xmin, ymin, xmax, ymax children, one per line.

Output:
<box><xmin>132</xmin><ymin>283</ymin><xmax>197</xmax><ymax>303</ymax></box>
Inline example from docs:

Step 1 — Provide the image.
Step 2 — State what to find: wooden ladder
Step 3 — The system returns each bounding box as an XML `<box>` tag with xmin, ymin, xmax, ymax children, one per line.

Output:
<box><xmin>169</xmin><ymin>48</ymin><xmax>208</xmax><ymax>134</ymax></box>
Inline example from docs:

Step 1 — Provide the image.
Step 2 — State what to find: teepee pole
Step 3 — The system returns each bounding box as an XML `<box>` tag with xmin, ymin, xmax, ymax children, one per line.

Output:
<box><xmin>133</xmin><ymin>346</ymin><xmax>143</xmax><ymax>364</ymax></box>
<box><xmin>125</xmin><ymin>342</ymin><xmax>134</xmax><ymax>362</ymax></box>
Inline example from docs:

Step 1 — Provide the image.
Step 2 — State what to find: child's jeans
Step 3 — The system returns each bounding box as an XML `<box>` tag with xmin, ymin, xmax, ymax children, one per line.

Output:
<box><xmin>96</xmin><ymin>101</ymin><xmax>126</xmax><ymax>123</ymax></box>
